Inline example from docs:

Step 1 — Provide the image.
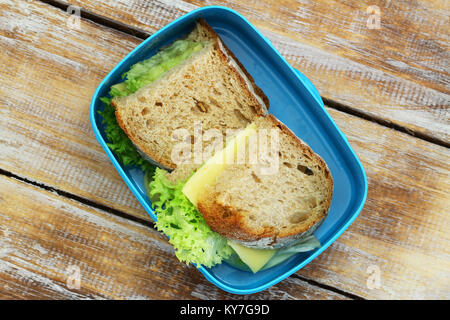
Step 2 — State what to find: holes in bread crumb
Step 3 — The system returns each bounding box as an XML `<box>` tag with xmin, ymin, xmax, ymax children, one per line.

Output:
<box><xmin>222</xmin><ymin>210</ymin><xmax>231</xmax><ymax>218</ymax></box>
<box><xmin>304</xmin><ymin>196</ymin><xmax>318</xmax><ymax>209</ymax></box>
<box><xmin>234</xmin><ymin>98</ymin><xmax>243</xmax><ymax>109</ymax></box>
<box><xmin>250</xmin><ymin>105</ymin><xmax>259</xmax><ymax>114</ymax></box>
<box><xmin>234</xmin><ymin>109</ymin><xmax>250</xmax><ymax>124</ymax></box>
<box><xmin>141</xmin><ymin>107</ymin><xmax>150</xmax><ymax>116</ymax></box>
<box><xmin>297</xmin><ymin>164</ymin><xmax>314</xmax><ymax>175</ymax></box>
<box><xmin>283</xmin><ymin>162</ymin><xmax>294</xmax><ymax>168</ymax></box>
<box><xmin>249</xmin><ymin>215</ymin><xmax>256</xmax><ymax>221</ymax></box>
<box><xmin>194</xmin><ymin>99</ymin><xmax>208</xmax><ymax>113</ymax></box>
<box><xmin>155</xmin><ymin>101</ymin><xmax>163</xmax><ymax>107</ymax></box>
<box><xmin>209</xmin><ymin>96</ymin><xmax>222</xmax><ymax>108</ymax></box>
<box><xmin>288</xmin><ymin>211</ymin><xmax>309</xmax><ymax>224</ymax></box>
<box><xmin>251</xmin><ymin>172</ymin><xmax>261</xmax><ymax>183</ymax></box>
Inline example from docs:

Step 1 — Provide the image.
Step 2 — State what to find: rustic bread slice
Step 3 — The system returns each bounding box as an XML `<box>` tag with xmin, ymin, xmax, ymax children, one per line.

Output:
<box><xmin>196</xmin><ymin>115</ymin><xmax>333</xmax><ymax>249</ymax></box>
<box><xmin>112</xmin><ymin>19</ymin><xmax>269</xmax><ymax>172</ymax></box>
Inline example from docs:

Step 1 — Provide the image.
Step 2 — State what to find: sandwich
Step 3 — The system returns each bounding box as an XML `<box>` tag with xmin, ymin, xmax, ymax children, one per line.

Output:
<box><xmin>99</xmin><ymin>19</ymin><xmax>333</xmax><ymax>273</ymax></box>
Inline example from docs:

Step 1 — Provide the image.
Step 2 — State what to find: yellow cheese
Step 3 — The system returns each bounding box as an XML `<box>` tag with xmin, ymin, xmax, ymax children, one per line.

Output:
<box><xmin>228</xmin><ymin>240</ymin><xmax>276</xmax><ymax>273</ymax></box>
<box><xmin>182</xmin><ymin>123</ymin><xmax>257</xmax><ymax>206</ymax></box>
<box><xmin>181</xmin><ymin>123</ymin><xmax>270</xmax><ymax>273</ymax></box>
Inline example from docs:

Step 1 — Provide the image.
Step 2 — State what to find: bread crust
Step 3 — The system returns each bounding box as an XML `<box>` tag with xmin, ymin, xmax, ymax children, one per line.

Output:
<box><xmin>197</xmin><ymin>115</ymin><xmax>333</xmax><ymax>249</ymax></box>
<box><xmin>197</xmin><ymin>19</ymin><xmax>270</xmax><ymax>115</ymax></box>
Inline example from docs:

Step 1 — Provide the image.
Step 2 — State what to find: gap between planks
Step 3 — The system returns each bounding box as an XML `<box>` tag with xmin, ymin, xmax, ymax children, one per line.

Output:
<box><xmin>0</xmin><ymin>166</ymin><xmax>365</xmax><ymax>300</ymax></box>
<box><xmin>39</xmin><ymin>0</ymin><xmax>450</xmax><ymax>149</ymax></box>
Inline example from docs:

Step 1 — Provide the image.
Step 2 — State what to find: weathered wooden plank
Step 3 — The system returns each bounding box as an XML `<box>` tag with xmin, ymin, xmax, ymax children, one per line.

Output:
<box><xmin>0</xmin><ymin>0</ymin><xmax>449</xmax><ymax>299</ymax></box>
<box><xmin>0</xmin><ymin>175</ymin><xmax>348</xmax><ymax>299</ymax></box>
<box><xmin>296</xmin><ymin>110</ymin><xmax>450</xmax><ymax>299</ymax></box>
<box><xmin>0</xmin><ymin>0</ymin><xmax>146</xmax><ymax>218</ymax></box>
<box><xmin>59</xmin><ymin>0</ymin><xmax>450</xmax><ymax>142</ymax></box>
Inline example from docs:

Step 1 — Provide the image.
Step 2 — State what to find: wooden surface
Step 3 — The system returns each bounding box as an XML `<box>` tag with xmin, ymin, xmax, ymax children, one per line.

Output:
<box><xmin>60</xmin><ymin>0</ymin><xmax>450</xmax><ymax>144</ymax></box>
<box><xmin>0</xmin><ymin>0</ymin><xmax>449</xmax><ymax>299</ymax></box>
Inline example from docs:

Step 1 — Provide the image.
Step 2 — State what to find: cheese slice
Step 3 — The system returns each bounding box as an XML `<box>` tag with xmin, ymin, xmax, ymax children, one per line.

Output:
<box><xmin>182</xmin><ymin>123</ymin><xmax>257</xmax><ymax>206</ymax></box>
<box><xmin>228</xmin><ymin>240</ymin><xmax>276</xmax><ymax>273</ymax></box>
<box><xmin>182</xmin><ymin>123</ymin><xmax>275</xmax><ymax>273</ymax></box>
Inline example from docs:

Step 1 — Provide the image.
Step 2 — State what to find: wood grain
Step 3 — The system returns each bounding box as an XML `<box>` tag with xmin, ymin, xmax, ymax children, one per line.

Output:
<box><xmin>0</xmin><ymin>0</ymin><xmax>146</xmax><ymax>218</ymax></box>
<box><xmin>0</xmin><ymin>0</ymin><xmax>449</xmax><ymax>299</ymax></box>
<box><xmin>0</xmin><ymin>174</ymin><xmax>349</xmax><ymax>299</ymax></box>
<box><xmin>59</xmin><ymin>0</ymin><xmax>450</xmax><ymax>143</ymax></box>
<box><xmin>298</xmin><ymin>110</ymin><xmax>450</xmax><ymax>299</ymax></box>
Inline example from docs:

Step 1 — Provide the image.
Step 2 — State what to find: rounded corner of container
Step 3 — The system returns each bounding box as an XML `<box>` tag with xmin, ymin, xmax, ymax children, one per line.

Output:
<box><xmin>89</xmin><ymin>95</ymin><xmax>101</xmax><ymax>137</ymax></box>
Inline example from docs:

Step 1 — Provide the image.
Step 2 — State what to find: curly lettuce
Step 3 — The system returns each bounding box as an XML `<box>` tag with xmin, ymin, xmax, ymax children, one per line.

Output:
<box><xmin>149</xmin><ymin>168</ymin><xmax>233</xmax><ymax>268</ymax></box>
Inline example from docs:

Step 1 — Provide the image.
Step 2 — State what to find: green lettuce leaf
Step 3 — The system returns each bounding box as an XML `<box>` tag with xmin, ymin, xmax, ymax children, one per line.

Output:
<box><xmin>148</xmin><ymin>168</ymin><xmax>233</xmax><ymax>268</ymax></box>
<box><xmin>98</xmin><ymin>96</ymin><xmax>155</xmax><ymax>174</ymax></box>
<box><xmin>122</xmin><ymin>40</ymin><xmax>203</xmax><ymax>94</ymax></box>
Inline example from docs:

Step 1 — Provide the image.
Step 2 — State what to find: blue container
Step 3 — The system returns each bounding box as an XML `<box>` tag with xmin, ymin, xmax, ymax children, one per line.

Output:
<box><xmin>90</xmin><ymin>6</ymin><xmax>368</xmax><ymax>295</ymax></box>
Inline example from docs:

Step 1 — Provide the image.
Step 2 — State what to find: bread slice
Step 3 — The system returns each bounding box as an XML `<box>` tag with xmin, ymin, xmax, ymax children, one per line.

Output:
<box><xmin>112</xmin><ymin>19</ymin><xmax>269</xmax><ymax>173</ymax></box>
<box><xmin>196</xmin><ymin>115</ymin><xmax>333</xmax><ymax>249</ymax></box>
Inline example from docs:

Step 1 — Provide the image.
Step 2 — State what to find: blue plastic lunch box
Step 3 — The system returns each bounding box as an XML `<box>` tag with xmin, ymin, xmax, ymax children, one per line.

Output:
<box><xmin>90</xmin><ymin>6</ymin><xmax>368</xmax><ymax>295</ymax></box>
